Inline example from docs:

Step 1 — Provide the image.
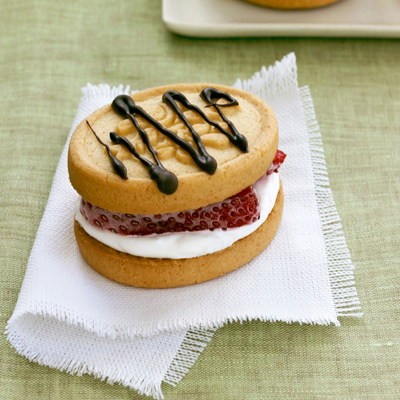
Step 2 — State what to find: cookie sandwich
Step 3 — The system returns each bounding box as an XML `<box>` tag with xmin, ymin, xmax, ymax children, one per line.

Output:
<box><xmin>242</xmin><ymin>0</ymin><xmax>342</xmax><ymax>8</ymax></box>
<box><xmin>68</xmin><ymin>84</ymin><xmax>286</xmax><ymax>288</ymax></box>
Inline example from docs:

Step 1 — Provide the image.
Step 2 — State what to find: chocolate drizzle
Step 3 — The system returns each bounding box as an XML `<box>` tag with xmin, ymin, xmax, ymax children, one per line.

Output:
<box><xmin>109</xmin><ymin>131</ymin><xmax>178</xmax><ymax>195</ymax></box>
<box><xmin>89</xmin><ymin>88</ymin><xmax>246</xmax><ymax>195</ymax></box>
<box><xmin>112</xmin><ymin>94</ymin><xmax>217</xmax><ymax>175</ymax></box>
<box><xmin>86</xmin><ymin>120</ymin><xmax>128</xmax><ymax>180</ymax></box>
<box><xmin>200</xmin><ymin>88</ymin><xmax>248</xmax><ymax>153</ymax></box>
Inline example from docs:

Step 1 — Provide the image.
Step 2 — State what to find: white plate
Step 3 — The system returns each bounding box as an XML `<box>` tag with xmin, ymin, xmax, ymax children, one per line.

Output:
<box><xmin>162</xmin><ymin>0</ymin><xmax>400</xmax><ymax>38</ymax></box>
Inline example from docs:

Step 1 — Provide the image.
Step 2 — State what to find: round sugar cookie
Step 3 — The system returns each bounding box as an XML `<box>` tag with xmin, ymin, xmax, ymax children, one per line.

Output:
<box><xmin>68</xmin><ymin>83</ymin><xmax>278</xmax><ymax>214</ymax></box>
<box><xmin>242</xmin><ymin>0</ymin><xmax>341</xmax><ymax>8</ymax></box>
<box><xmin>74</xmin><ymin>181</ymin><xmax>284</xmax><ymax>288</ymax></box>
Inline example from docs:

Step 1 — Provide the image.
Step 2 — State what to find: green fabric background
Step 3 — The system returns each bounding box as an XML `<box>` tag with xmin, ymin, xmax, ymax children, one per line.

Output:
<box><xmin>1</xmin><ymin>0</ymin><xmax>399</xmax><ymax>398</ymax></box>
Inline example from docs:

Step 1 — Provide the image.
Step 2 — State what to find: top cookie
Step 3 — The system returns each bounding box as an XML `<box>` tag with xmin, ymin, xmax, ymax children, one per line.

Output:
<box><xmin>68</xmin><ymin>83</ymin><xmax>278</xmax><ymax>214</ymax></box>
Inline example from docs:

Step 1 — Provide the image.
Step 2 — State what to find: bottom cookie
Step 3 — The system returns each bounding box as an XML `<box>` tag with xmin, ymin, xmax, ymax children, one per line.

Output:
<box><xmin>74</xmin><ymin>182</ymin><xmax>284</xmax><ymax>289</ymax></box>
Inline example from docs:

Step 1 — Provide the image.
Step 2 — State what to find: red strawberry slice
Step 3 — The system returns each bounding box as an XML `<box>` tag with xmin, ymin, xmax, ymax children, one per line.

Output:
<box><xmin>80</xmin><ymin>149</ymin><xmax>286</xmax><ymax>236</ymax></box>
<box><xmin>80</xmin><ymin>186</ymin><xmax>260</xmax><ymax>236</ymax></box>
<box><xmin>266</xmin><ymin>149</ymin><xmax>286</xmax><ymax>176</ymax></box>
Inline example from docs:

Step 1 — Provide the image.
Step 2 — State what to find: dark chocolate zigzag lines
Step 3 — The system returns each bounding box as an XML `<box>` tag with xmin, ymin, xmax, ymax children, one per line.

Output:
<box><xmin>88</xmin><ymin>88</ymin><xmax>246</xmax><ymax>195</ymax></box>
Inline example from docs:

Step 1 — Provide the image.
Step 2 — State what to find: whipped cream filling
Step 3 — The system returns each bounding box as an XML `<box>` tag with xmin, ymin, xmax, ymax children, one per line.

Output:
<box><xmin>75</xmin><ymin>172</ymin><xmax>280</xmax><ymax>259</ymax></box>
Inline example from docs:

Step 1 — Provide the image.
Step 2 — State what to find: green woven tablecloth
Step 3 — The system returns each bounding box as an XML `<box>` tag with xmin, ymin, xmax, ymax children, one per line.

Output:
<box><xmin>1</xmin><ymin>0</ymin><xmax>399</xmax><ymax>398</ymax></box>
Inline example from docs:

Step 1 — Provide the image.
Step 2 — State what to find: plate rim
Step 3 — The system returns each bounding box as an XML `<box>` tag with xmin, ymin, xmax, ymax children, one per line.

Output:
<box><xmin>162</xmin><ymin>0</ymin><xmax>400</xmax><ymax>38</ymax></box>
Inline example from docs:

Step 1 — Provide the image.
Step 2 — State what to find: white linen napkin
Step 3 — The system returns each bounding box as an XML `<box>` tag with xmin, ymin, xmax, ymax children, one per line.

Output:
<box><xmin>6</xmin><ymin>53</ymin><xmax>361</xmax><ymax>399</ymax></box>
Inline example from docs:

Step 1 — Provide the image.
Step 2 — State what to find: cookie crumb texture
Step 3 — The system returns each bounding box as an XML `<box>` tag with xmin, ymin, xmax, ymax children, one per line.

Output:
<box><xmin>68</xmin><ymin>84</ymin><xmax>278</xmax><ymax>214</ymax></box>
<box><xmin>243</xmin><ymin>0</ymin><xmax>341</xmax><ymax>8</ymax></box>
<box><xmin>74</xmin><ymin>181</ymin><xmax>283</xmax><ymax>288</ymax></box>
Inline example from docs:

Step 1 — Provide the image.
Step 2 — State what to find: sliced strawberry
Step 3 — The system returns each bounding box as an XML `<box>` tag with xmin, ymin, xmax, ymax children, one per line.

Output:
<box><xmin>80</xmin><ymin>186</ymin><xmax>260</xmax><ymax>236</ymax></box>
<box><xmin>80</xmin><ymin>149</ymin><xmax>286</xmax><ymax>236</ymax></box>
<box><xmin>266</xmin><ymin>149</ymin><xmax>286</xmax><ymax>176</ymax></box>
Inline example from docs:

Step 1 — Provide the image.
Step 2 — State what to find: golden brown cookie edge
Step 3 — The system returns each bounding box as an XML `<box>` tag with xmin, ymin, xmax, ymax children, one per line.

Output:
<box><xmin>68</xmin><ymin>83</ymin><xmax>278</xmax><ymax>214</ymax></box>
<box><xmin>74</xmin><ymin>180</ymin><xmax>284</xmax><ymax>288</ymax></box>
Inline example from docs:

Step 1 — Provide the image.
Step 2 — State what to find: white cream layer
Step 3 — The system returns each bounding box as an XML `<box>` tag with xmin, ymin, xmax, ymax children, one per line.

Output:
<box><xmin>75</xmin><ymin>172</ymin><xmax>280</xmax><ymax>259</ymax></box>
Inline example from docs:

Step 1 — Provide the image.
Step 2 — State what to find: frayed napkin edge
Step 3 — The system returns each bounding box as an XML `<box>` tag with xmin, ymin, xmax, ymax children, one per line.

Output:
<box><xmin>298</xmin><ymin>86</ymin><xmax>362</xmax><ymax>319</ymax></box>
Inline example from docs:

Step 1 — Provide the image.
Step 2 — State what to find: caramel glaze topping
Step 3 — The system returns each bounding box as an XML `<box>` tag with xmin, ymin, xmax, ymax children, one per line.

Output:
<box><xmin>88</xmin><ymin>88</ymin><xmax>247</xmax><ymax>195</ymax></box>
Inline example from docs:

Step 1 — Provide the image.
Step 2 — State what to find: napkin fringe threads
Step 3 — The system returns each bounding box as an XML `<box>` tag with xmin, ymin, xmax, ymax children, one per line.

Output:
<box><xmin>233</xmin><ymin>53</ymin><xmax>361</xmax><ymax>320</ymax></box>
<box><xmin>163</xmin><ymin>329</ymin><xmax>215</xmax><ymax>387</ymax></box>
<box><xmin>299</xmin><ymin>85</ymin><xmax>362</xmax><ymax>318</ymax></box>
<box><xmin>6</xmin><ymin>317</ymin><xmax>213</xmax><ymax>399</ymax></box>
